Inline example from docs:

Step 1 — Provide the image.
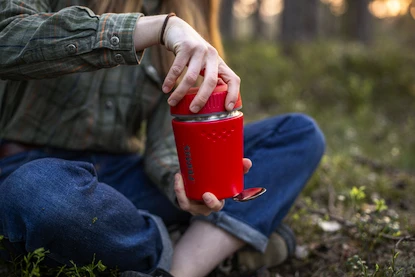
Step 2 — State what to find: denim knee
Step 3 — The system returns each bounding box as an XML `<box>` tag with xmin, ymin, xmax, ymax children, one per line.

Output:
<box><xmin>0</xmin><ymin>158</ymin><xmax>97</xmax><ymax>241</ymax></box>
<box><xmin>278</xmin><ymin>113</ymin><xmax>326</xmax><ymax>163</ymax></box>
<box><xmin>0</xmin><ymin>158</ymin><xmax>169</xmax><ymax>272</ymax></box>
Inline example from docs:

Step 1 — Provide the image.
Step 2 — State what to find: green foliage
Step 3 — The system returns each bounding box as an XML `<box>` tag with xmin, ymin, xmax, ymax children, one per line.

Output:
<box><xmin>228</xmin><ymin>40</ymin><xmax>415</xmax><ymax>116</ymax></box>
<box><xmin>227</xmin><ymin>40</ymin><xmax>415</xmax><ymax>169</ymax></box>
<box><xmin>21</xmin><ymin>248</ymin><xmax>49</xmax><ymax>277</ymax></box>
<box><xmin>1</xmin><ymin>247</ymin><xmax>117</xmax><ymax>277</ymax></box>
<box><xmin>345</xmin><ymin>250</ymin><xmax>415</xmax><ymax>277</ymax></box>
<box><xmin>374</xmin><ymin>199</ymin><xmax>388</xmax><ymax>213</ymax></box>
<box><xmin>0</xmin><ymin>235</ymin><xmax>4</xmax><ymax>251</ymax></box>
<box><xmin>349</xmin><ymin>186</ymin><xmax>366</xmax><ymax>205</ymax></box>
<box><xmin>61</xmin><ymin>255</ymin><xmax>107</xmax><ymax>277</ymax></box>
<box><xmin>225</xmin><ymin>40</ymin><xmax>415</xmax><ymax>276</ymax></box>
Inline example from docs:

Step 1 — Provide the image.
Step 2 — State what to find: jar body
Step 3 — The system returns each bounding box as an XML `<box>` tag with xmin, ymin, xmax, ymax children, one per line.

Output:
<box><xmin>172</xmin><ymin>112</ymin><xmax>244</xmax><ymax>200</ymax></box>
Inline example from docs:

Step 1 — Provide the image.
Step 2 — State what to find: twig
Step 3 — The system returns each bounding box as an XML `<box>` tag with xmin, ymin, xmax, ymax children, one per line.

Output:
<box><xmin>381</xmin><ymin>234</ymin><xmax>415</xmax><ymax>242</ymax></box>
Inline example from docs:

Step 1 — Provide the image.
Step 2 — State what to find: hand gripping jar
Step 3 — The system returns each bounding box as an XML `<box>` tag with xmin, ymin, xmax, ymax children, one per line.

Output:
<box><xmin>170</xmin><ymin>84</ymin><xmax>265</xmax><ymax>202</ymax></box>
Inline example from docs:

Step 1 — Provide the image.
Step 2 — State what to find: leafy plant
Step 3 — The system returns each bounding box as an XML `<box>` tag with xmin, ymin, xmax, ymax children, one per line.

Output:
<box><xmin>21</xmin><ymin>248</ymin><xmax>49</xmax><ymax>277</ymax></box>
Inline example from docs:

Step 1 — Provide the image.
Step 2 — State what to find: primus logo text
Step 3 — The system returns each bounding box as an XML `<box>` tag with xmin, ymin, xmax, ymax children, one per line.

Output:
<box><xmin>184</xmin><ymin>145</ymin><xmax>195</xmax><ymax>182</ymax></box>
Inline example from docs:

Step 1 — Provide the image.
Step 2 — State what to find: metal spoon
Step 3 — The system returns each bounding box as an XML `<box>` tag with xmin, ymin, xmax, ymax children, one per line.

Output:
<box><xmin>232</xmin><ymin>187</ymin><xmax>267</xmax><ymax>202</ymax></box>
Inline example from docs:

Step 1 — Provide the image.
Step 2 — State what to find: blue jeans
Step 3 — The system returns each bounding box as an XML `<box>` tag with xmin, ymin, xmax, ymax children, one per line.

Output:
<box><xmin>0</xmin><ymin>113</ymin><xmax>325</xmax><ymax>273</ymax></box>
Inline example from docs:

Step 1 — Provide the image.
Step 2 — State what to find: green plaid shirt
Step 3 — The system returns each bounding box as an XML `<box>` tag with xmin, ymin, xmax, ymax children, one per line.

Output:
<box><xmin>0</xmin><ymin>0</ymin><xmax>179</xmax><ymax>203</ymax></box>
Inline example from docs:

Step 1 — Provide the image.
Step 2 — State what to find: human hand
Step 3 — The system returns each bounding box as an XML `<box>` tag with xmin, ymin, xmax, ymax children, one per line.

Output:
<box><xmin>134</xmin><ymin>15</ymin><xmax>240</xmax><ymax>113</ymax></box>
<box><xmin>174</xmin><ymin>158</ymin><xmax>252</xmax><ymax>216</ymax></box>
<box><xmin>161</xmin><ymin>16</ymin><xmax>240</xmax><ymax>113</ymax></box>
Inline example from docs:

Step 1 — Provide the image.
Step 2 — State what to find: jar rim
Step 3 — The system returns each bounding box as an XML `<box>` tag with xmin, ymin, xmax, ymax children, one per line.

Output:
<box><xmin>170</xmin><ymin>84</ymin><xmax>242</xmax><ymax>117</ymax></box>
<box><xmin>172</xmin><ymin>110</ymin><xmax>243</xmax><ymax>122</ymax></box>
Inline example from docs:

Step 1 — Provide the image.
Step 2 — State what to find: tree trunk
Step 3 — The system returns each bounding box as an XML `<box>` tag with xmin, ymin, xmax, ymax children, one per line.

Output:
<box><xmin>280</xmin><ymin>0</ymin><xmax>318</xmax><ymax>43</ymax></box>
<box><xmin>344</xmin><ymin>0</ymin><xmax>372</xmax><ymax>44</ymax></box>
<box><xmin>253</xmin><ymin>0</ymin><xmax>265</xmax><ymax>40</ymax></box>
<box><xmin>303</xmin><ymin>0</ymin><xmax>318</xmax><ymax>40</ymax></box>
<box><xmin>220</xmin><ymin>0</ymin><xmax>235</xmax><ymax>40</ymax></box>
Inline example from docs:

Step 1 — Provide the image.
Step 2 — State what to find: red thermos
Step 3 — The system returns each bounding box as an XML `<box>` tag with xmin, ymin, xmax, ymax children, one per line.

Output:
<box><xmin>170</xmin><ymin>84</ymin><xmax>265</xmax><ymax>202</ymax></box>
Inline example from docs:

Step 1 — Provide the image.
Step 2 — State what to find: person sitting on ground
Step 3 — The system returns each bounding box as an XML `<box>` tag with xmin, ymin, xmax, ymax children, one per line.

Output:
<box><xmin>0</xmin><ymin>0</ymin><xmax>325</xmax><ymax>276</ymax></box>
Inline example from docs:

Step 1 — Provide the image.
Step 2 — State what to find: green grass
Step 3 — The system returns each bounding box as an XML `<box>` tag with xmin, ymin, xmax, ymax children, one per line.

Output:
<box><xmin>0</xmin><ymin>241</ymin><xmax>117</xmax><ymax>277</ymax></box>
<box><xmin>226</xmin><ymin>39</ymin><xmax>415</xmax><ymax>276</ymax></box>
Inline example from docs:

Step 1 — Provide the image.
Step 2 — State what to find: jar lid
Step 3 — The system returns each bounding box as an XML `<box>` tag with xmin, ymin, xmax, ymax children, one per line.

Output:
<box><xmin>170</xmin><ymin>84</ymin><xmax>243</xmax><ymax>117</ymax></box>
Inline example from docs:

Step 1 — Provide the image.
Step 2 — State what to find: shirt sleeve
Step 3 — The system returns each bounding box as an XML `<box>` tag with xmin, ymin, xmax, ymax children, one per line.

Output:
<box><xmin>144</xmin><ymin>93</ymin><xmax>180</xmax><ymax>206</ymax></box>
<box><xmin>0</xmin><ymin>0</ymin><xmax>144</xmax><ymax>80</ymax></box>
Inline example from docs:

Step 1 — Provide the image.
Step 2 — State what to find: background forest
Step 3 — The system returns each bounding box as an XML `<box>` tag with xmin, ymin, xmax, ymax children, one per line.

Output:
<box><xmin>222</xmin><ymin>0</ymin><xmax>415</xmax><ymax>276</ymax></box>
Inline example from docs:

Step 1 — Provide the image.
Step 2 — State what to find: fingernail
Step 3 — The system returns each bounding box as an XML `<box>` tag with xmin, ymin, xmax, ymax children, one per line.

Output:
<box><xmin>227</xmin><ymin>102</ymin><xmax>235</xmax><ymax>110</ymax></box>
<box><xmin>190</xmin><ymin>105</ymin><xmax>200</xmax><ymax>113</ymax></box>
<box><xmin>202</xmin><ymin>194</ymin><xmax>212</xmax><ymax>204</ymax></box>
<box><xmin>162</xmin><ymin>85</ymin><xmax>169</xmax><ymax>93</ymax></box>
<box><xmin>169</xmin><ymin>99</ymin><xmax>177</xmax><ymax>106</ymax></box>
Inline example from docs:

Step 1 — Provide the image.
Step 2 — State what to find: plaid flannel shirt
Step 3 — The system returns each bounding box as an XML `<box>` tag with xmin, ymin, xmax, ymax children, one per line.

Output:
<box><xmin>0</xmin><ymin>0</ymin><xmax>180</xmax><ymax>204</ymax></box>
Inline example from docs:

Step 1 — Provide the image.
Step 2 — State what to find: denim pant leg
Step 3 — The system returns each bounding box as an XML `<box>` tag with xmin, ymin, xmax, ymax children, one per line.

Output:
<box><xmin>89</xmin><ymin>153</ymin><xmax>190</xmax><ymax>228</ymax></box>
<box><xmin>195</xmin><ymin>113</ymin><xmax>326</xmax><ymax>252</ymax></box>
<box><xmin>0</xmin><ymin>157</ymin><xmax>172</xmax><ymax>273</ymax></box>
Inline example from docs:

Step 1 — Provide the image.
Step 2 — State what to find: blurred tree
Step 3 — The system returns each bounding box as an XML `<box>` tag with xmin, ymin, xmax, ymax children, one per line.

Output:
<box><xmin>394</xmin><ymin>12</ymin><xmax>415</xmax><ymax>45</ymax></box>
<box><xmin>220</xmin><ymin>0</ymin><xmax>235</xmax><ymax>40</ymax></box>
<box><xmin>343</xmin><ymin>0</ymin><xmax>372</xmax><ymax>44</ymax></box>
<box><xmin>253</xmin><ymin>0</ymin><xmax>265</xmax><ymax>39</ymax></box>
<box><xmin>280</xmin><ymin>0</ymin><xmax>319</xmax><ymax>44</ymax></box>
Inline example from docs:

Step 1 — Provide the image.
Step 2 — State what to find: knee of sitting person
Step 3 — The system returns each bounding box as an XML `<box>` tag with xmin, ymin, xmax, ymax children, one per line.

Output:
<box><xmin>282</xmin><ymin>113</ymin><xmax>326</xmax><ymax>159</ymax></box>
<box><xmin>301</xmin><ymin>114</ymin><xmax>325</xmax><ymax>149</ymax></box>
<box><xmin>0</xmin><ymin>158</ymin><xmax>96</xmax><ymax>218</ymax></box>
<box><xmin>296</xmin><ymin>113</ymin><xmax>326</xmax><ymax>163</ymax></box>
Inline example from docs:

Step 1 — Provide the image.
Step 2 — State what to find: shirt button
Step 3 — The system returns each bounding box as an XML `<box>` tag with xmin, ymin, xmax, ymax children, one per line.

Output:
<box><xmin>110</xmin><ymin>35</ymin><xmax>120</xmax><ymax>46</ymax></box>
<box><xmin>105</xmin><ymin>100</ymin><xmax>113</xmax><ymax>109</ymax></box>
<box><xmin>66</xmin><ymin>44</ymin><xmax>77</xmax><ymax>54</ymax></box>
<box><xmin>114</xmin><ymin>54</ymin><xmax>124</xmax><ymax>64</ymax></box>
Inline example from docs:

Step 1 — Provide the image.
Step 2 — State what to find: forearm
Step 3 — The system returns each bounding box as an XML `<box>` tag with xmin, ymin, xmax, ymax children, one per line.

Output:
<box><xmin>144</xmin><ymin>127</ymin><xmax>179</xmax><ymax>205</ymax></box>
<box><xmin>144</xmin><ymin>94</ymin><xmax>180</xmax><ymax>205</ymax></box>
<box><xmin>0</xmin><ymin>1</ymin><xmax>142</xmax><ymax>80</ymax></box>
<box><xmin>144</xmin><ymin>151</ymin><xmax>179</xmax><ymax>205</ymax></box>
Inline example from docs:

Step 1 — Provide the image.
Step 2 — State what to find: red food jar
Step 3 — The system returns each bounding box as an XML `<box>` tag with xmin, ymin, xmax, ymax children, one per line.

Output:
<box><xmin>170</xmin><ymin>84</ymin><xmax>265</xmax><ymax>202</ymax></box>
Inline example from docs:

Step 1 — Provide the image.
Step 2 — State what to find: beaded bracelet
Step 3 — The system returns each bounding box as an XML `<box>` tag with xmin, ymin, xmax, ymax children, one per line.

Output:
<box><xmin>160</xmin><ymin>13</ymin><xmax>176</xmax><ymax>46</ymax></box>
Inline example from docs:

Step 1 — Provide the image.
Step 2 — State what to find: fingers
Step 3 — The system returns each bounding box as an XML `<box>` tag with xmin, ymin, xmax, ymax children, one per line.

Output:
<box><xmin>161</xmin><ymin>16</ymin><xmax>240</xmax><ymax>113</ymax></box>
<box><xmin>166</xmin><ymin>55</ymin><xmax>238</xmax><ymax>113</ymax></box>
<box><xmin>164</xmin><ymin>45</ymin><xmax>220</xmax><ymax>113</ymax></box>
<box><xmin>174</xmin><ymin>173</ymin><xmax>192</xmax><ymax>211</ymax></box>
<box><xmin>217</xmin><ymin>58</ymin><xmax>241</xmax><ymax>111</ymax></box>
<box><xmin>163</xmin><ymin>51</ymin><xmax>189</xmax><ymax>104</ymax></box>
<box><xmin>243</xmin><ymin>158</ymin><xmax>252</xmax><ymax>174</ymax></box>
<box><xmin>188</xmin><ymin>47</ymin><xmax>219</xmax><ymax>112</ymax></box>
<box><xmin>170</xmin><ymin>50</ymin><xmax>207</xmax><ymax>113</ymax></box>
<box><xmin>202</xmin><ymin>193</ymin><xmax>225</xmax><ymax>212</ymax></box>
<box><xmin>174</xmin><ymin>173</ymin><xmax>225</xmax><ymax>216</ymax></box>
<box><xmin>217</xmin><ymin>78</ymin><xmax>226</xmax><ymax>85</ymax></box>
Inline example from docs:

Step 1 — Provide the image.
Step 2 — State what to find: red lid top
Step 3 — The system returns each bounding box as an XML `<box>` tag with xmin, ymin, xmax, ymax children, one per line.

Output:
<box><xmin>170</xmin><ymin>84</ymin><xmax>242</xmax><ymax>117</ymax></box>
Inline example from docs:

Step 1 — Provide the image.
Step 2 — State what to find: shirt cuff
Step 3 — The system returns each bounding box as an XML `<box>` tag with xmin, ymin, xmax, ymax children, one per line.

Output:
<box><xmin>163</xmin><ymin>170</ymin><xmax>181</xmax><ymax>208</ymax></box>
<box><xmin>93</xmin><ymin>12</ymin><xmax>144</xmax><ymax>66</ymax></box>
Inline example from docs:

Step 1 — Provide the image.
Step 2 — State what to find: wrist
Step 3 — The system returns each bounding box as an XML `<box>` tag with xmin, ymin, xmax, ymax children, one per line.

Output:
<box><xmin>160</xmin><ymin>13</ymin><xmax>176</xmax><ymax>46</ymax></box>
<box><xmin>133</xmin><ymin>14</ymin><xmax>166</xmax><ymax>51</ymax></box>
